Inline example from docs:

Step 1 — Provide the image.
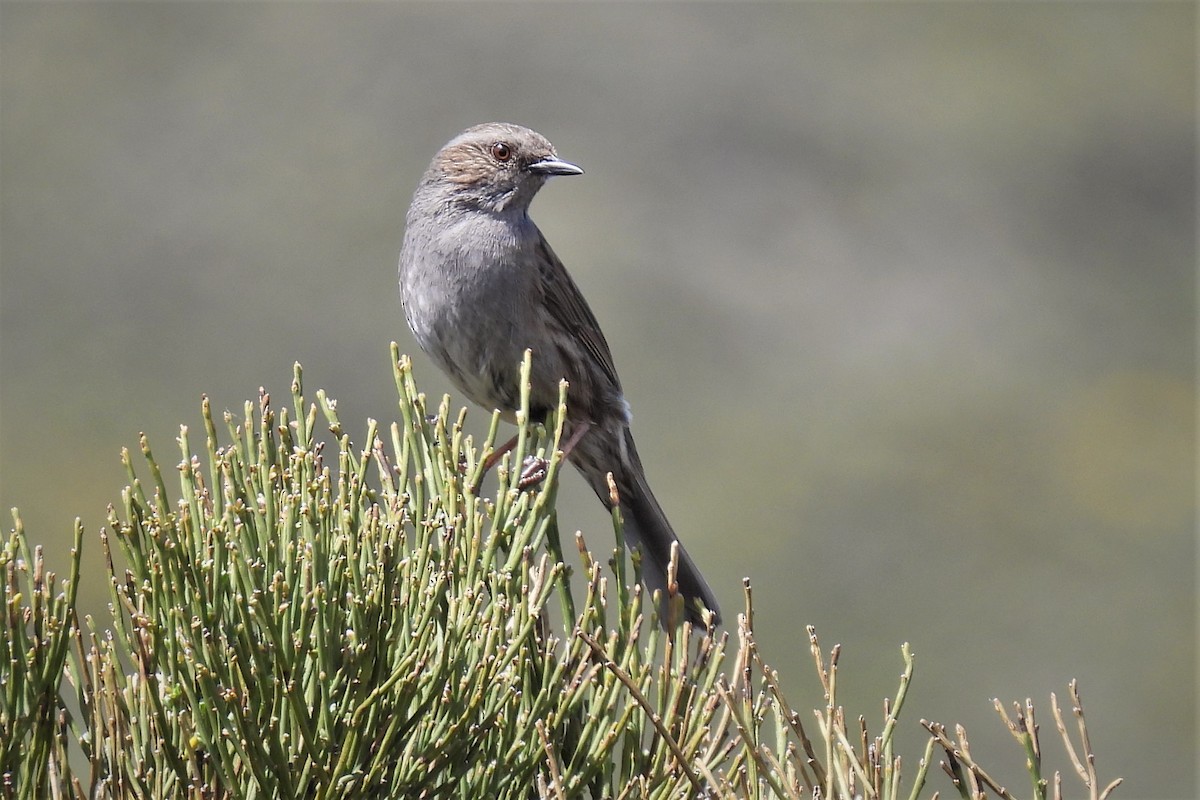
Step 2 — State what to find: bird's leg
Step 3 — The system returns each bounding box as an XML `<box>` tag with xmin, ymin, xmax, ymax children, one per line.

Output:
<box><xmin>468</xmin><ymin>434</ymin><xmax>521</xmax><ymax>493</ymax></box>
<box><xmin>475</xmin><ymin>421</ymin><xmax>593</xmax><ymax>492</ymax></box>
<box><xmin>480</xmin><ymin>434</ymin><xmax>520</xmax><ymax>474</ymax></box>
<box><xmin>516</xmin><ymin>420</ymin><xmax>591</xmax><ymax>490</ymax></box>
<box><xmin>556</xmin><ymin>420</ymin><xmax>592</xmax><ymax>461</ymax></box>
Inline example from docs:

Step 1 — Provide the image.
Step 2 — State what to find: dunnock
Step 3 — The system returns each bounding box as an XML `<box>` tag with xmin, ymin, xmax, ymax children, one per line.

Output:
<box><xmin>398</xmin><ymin>122</ymin><xmax>721</xmax><ymax>627</ymax></box>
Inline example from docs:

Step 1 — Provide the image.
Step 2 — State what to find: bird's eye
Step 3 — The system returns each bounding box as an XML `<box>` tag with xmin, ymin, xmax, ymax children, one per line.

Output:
<box><xmin>491</xmin><ymin>142</ymin><xmax>512</xmax><ymax>163</ymax></box>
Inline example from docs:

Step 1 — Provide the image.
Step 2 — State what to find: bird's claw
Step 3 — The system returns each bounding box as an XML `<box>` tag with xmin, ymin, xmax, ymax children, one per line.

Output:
<box><xmin>517</xmin><ymin>455</ymin><xmax>548</xmax><ymax>489</ymax></box>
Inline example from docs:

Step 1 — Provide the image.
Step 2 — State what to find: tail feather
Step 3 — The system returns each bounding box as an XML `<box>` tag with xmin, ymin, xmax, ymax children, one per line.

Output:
<box><xmin>569</xmin><ymin>424</ymin><xmax>721</xmax><ymax>628</ymax></box>
<box><xmin>620</xmin><ymin>471</ymin><xmax>723</xmax><ymax>628</ymax></box>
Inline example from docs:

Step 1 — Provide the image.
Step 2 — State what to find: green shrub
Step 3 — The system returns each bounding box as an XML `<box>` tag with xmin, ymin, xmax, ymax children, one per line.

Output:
<box><xmin>1</xmin><ymin>347</ymin><xmax>1121</xmax><ymax>799</ymax></box>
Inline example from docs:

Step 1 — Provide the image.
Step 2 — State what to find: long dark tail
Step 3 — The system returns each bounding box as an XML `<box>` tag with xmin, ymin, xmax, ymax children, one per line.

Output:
<box><xmin>620</xmin><ymin>467</ymin><xmax>723</xmax><ymax>628</ymax></box>
<box><xmin>571</xmin><ymin>426</ymin><xmax>722</xmax><ymax>628</ymax></box>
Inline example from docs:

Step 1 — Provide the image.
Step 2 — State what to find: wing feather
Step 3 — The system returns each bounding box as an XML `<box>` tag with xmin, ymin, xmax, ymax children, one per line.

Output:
<box><xmin>533</xmin><ymin>231</ymin><xmax>623</xmax><ymax>395</ymax></box>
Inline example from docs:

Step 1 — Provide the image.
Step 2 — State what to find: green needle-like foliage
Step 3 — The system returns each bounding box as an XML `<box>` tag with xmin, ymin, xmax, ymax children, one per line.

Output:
<box><xmin>1</xmin><ymin>517</ymin><xmax>82</xmax><ymax>797</ymax></box>
<box><xmin>2</xmin><ymin>347</ymin><xmax>1122</xmax><ymax>800</ymax></box>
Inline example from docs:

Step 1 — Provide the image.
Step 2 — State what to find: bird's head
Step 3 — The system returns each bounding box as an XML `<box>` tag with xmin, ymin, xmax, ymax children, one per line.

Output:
<box><xmin>421</xmin><ymin>122</ymin><xmax>583</xmax><ymax>214</ymax></box>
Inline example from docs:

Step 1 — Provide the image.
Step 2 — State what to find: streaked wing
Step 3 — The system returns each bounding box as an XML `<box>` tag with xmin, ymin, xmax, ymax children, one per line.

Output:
<box><xmin>533</xmin><ymin>230</ymin><xmax>623</xmax><ymax>393</ymax></box>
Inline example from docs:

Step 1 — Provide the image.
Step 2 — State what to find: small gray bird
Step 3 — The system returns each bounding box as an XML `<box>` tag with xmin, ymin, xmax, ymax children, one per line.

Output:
<box><xmin>398</xmin><ymin>122</ymin><xmax>721</xmax><ymax>628</ymax></box>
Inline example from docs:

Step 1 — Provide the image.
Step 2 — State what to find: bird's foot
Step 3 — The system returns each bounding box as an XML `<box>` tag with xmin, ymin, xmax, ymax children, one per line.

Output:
<box><xmin>517</xmin><ymin>455</ymin><xmax>548</xmax><ymax>489</ymax></box>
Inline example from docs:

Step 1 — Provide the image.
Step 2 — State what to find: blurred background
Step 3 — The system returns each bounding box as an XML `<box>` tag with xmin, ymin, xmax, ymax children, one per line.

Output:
<box><xmin>1</xmin><ymin>4</ymin><xmax>1193</xmax><ymax>797</ymax></box>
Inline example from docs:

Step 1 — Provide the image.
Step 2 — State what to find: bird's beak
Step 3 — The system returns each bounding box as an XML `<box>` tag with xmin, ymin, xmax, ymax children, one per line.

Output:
<box><xmin>527</xmin><ymin>156</ymin><xmax>584</xmax><ymax>176</ymax></box>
